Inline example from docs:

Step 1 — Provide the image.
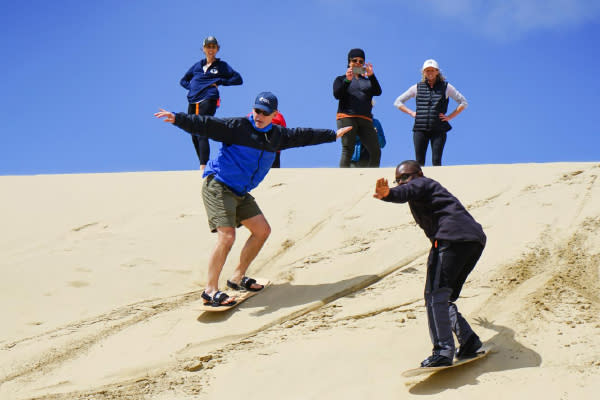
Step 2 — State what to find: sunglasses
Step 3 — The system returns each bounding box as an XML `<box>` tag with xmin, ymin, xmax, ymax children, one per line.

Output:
<box><xmin>350</xmin><ymin>58</ymin><xmax>365</xmax><ymax>65</ymax></box>
<box><xmin>254</xmin><ymin>108</ymin><xmax>272</xmax><ymax>116</ymax></box>
<box><xmin>394</xmin><ymin>173</ymin><xmax>416</xmax><ymax>184</ymax></box>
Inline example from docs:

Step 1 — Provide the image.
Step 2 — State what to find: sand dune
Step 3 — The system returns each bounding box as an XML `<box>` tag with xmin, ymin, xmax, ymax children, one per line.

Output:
<box><xmin>1</xmin><ymin>163</ymin><xmax>599</xmax><ymax>399</ymax></box>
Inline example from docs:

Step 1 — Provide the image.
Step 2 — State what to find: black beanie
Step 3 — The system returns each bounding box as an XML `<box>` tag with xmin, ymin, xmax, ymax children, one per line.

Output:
<box><xmin>348</xmin><ymin>48</ymin><xmax>365</xmax><ymax>60</ymax></box>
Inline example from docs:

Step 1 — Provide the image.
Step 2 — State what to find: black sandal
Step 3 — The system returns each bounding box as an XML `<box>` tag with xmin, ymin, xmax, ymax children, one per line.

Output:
<box><xmin>201</xmin><ymin>290</ymin><xmax>236</xmax><ymax>307</ymax></box>
<box><xmin>227</xmin><ymin>277</ymin><xmax>264</xmax><ymax>292</ymax></box>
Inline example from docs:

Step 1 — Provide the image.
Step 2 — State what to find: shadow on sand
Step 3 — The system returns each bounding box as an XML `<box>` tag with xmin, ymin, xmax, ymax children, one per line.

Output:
<box><xmin>196</xmin><ymin>275</ymin><xmax>379</xmax><ymax>323</ymax></box>
<box><xmin>408</xmin><ymin>318</ymin><xmax>541</xmax><ymax>395</ymax></box>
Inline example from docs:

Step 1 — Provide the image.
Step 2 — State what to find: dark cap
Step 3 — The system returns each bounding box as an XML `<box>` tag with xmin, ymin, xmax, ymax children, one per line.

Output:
<box><xmin>253</xmin><ymin>92</ymin><xmax>278</xmax><ymax>114</ymax></box>
<box><xmin>203</xmin><ymin>36</ymin><xmax>219</xmax><ymax>47</ymax></box>
<box><xmin>348</xmin><ymin>48</ymin><xmax>365</xmax><ymax>60</ymax></box>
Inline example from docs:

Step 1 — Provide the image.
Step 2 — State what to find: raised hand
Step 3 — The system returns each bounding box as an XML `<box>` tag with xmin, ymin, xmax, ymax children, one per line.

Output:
<box><xmin>373</xmin><ymin>178</ymin><xmax>390</xmax><ymax>199</ymax></box>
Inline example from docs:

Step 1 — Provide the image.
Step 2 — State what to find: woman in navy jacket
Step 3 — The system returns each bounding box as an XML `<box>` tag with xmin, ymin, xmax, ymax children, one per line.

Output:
<box><xmin>180</xmin><ymin>36</ymin><xmax>242</xmax><ymax>170</ymax></box>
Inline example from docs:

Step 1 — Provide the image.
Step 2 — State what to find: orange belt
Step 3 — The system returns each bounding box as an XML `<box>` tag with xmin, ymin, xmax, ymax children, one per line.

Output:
<box><xmin>336</xmin><ymin>113</ymin><xmax>373</xmax><ymax>121</ymax></box>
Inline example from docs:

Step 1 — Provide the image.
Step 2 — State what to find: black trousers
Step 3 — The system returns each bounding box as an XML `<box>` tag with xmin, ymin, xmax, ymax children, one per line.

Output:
<box><xmin>188</xmin><ymin>100</ymin><xmax>218</xmax><ymax>166</ymax></box>
<box><xmin>424</xmin><ymin>240</ymin><xmax>484</xmax><ymax>359</ymax></box>
<box><xmin>337</xmin><ymin>117</ymin><xmax>381</xmax><ymax>168</ymax></box>
<box><xmin>413</xmin><ymin>130</ymin><xmax>447</xmax><ymax>166</ymax></box>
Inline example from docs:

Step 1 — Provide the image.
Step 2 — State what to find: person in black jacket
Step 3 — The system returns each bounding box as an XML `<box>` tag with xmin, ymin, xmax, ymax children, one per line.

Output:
<box><xmin>373</xmin><ymin>160</ymin><xmax>486</xmax><ymax>367</ymax></box>
<box><xmin>333</xmin><ymin>48</ymin><xmax>382</xmax><ymax>168</ymax></box>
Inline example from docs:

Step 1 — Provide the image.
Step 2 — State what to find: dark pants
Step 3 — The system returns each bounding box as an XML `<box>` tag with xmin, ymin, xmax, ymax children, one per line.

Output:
<box><xmin>337</xmin><ymin>117</ymin><xmax>381</xmax><ymax>168</ymax></box>
<box><xmin>413</xmin><ymin>130</ymin><xmax>447</xmax><ymax>166</ymax></box>
<box><xmin>425</xmin><ymin>240</ymin><xmax>484</xmax><ymax>359</ymax></box>
<box><xmin>188</xmin><ymin>100</ymin><xmax>218</xmax><ymax>166</ymax></box>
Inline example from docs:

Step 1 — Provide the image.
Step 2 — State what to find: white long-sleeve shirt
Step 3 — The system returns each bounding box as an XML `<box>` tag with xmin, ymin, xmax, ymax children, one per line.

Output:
<box><xmin>393</xmin><ymin>83</ymin><xmax>468</xmax><ymax>109</ymax></box>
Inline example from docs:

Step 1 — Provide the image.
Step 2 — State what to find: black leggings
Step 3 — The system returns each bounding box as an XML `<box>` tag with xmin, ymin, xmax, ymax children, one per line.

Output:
<box><xmin>413</xmin><ymin>130</ymin><xmax>447</xmax><ymax>166</ymax></box>
<box><xmin>188</xmin><ymin>100</ymin><xmax>218</xmax><ymax>166</ymax></box>
<box><xmin>337</xmin><ymin>117</ymin><xmax>381</xmax><ymax>168</ymax></box>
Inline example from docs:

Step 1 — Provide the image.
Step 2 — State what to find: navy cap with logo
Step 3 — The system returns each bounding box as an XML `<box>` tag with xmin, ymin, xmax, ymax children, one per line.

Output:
<box><xmin>203</xmin><ymin>36</ymin><xmax>219</xmax><ymax>47</ymax></box>
<box><xmin>253</xmin><ymin>92</ymin><xmax>278</xmax><ymax>114</ymax></box>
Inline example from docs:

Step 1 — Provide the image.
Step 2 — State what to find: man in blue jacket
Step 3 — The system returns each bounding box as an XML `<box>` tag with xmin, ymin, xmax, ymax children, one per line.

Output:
<box><xmin>374</xmin><ymin>160</ymin><xmax>486</xmax><ymax>367</ymax></box>
<box><xmin>155</xmin><ymin>92</ymin><xmax>352</xmax><ymax>307</ymax></box>
<box><xmin>180</xmin><ymin>36</ymin><xmax>243</xmax><ymax>170</ymax></box>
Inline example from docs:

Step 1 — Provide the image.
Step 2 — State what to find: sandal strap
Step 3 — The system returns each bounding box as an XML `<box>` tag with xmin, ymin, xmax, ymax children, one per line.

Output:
<box><xmin>212</xmin><ymin>291</ymin><xmax>229</xmax><ymax>305</ymax></box>
<box><xmin>226</xmin><ymin>280</ymin><xmax>243</xmax><ymax>291</ymax></box>
<box><xmin>240</xmin><ymin>277</ymin><xmax>257</xmax><ymax>289</ymax></box>
<box><xmin>201</xmin><ymin>291</ymin><xmax>212</xmax><ymax>302</ymax></box>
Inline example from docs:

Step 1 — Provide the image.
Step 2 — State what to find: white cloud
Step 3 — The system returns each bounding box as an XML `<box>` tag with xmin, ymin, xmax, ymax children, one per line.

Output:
<box><xmin>422</xmin><ymin>0</ymin><xmax>600</xmax><ymax>40</ymax></box>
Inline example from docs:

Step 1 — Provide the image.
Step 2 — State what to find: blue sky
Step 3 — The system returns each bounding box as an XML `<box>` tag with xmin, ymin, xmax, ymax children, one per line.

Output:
<box><xmin>1</xmin><ymin>0</ymin><xmax>599</xmax><ymax>175</ymax></box>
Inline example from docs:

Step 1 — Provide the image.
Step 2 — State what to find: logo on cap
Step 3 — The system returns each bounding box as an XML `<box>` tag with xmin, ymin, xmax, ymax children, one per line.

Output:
<box><xmin>254</xmin><ymin>92</ymin><xmax>278</xmax><ymax>113</ymax></box>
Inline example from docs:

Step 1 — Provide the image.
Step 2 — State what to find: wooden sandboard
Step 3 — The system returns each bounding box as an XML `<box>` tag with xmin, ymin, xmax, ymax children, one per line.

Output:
<box><xmin>402</xmin><ymin>346</ymin><xmax>493</xmax><ymax>378</ymax></box>
<box><xmin>200</xmin><ymin>278</ymin><xmax>271</xmax><ymax>312</ymax></box>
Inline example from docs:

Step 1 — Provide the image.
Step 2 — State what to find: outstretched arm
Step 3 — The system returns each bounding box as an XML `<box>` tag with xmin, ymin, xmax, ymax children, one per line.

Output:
<box><xmin>277</xmin><ymin>126</ymin><xmax>352</xmax><ymax>150</ymax></box>
<box><xmin>154</xmin><ymin>108</ymin><xmax>237</xmax><ymax>143</ymax></box>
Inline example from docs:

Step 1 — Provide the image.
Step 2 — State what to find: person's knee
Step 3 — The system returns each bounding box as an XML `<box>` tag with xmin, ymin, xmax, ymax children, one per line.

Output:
<box><xmin>429</xmin><ymin>287</ymin><xmax>452</xmax><ymax>304</ymax></box>
<box><xmin>253</xmin><ymin>222</ymin><xmax>271</xmax><ymax>241</ymax></box>
<box><xmin>217</xmin><ymin>228</ymin><xmax>236</xmax><ymax>249</ymax></box>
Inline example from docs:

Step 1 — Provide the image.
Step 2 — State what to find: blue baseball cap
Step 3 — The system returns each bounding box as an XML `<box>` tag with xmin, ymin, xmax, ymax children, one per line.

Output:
<box><xmin>253</xmin><ymin>92</ymin><xmax>278</xmax><ymax>114</ymax></box>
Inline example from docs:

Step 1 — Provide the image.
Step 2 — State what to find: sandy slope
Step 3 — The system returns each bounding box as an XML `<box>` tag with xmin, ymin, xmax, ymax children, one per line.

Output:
<box><xmin>1</xmin><ymin>163</ymin><xmax>599</xmax><ymax>400</ymax></box>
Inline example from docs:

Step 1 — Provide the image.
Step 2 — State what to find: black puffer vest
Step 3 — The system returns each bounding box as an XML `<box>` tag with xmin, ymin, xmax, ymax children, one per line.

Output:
<box><xmin>413</xmin><ymin>80</ymin><xmax>451</xmax><ymax>133</ymax></box>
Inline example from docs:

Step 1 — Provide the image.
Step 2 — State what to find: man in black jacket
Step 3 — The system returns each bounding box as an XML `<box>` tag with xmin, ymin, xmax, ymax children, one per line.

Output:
<box><xmin>373</xmin><ymin>160</ymin><xmax>486</xmax><ymax>367</ymax></box>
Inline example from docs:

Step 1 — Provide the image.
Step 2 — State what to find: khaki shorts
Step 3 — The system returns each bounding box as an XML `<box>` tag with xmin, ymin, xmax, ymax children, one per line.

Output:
<box><xmin>202</xmin><ymin>175</ymin><xmax>262</xmax><ymax>232</ymax></box>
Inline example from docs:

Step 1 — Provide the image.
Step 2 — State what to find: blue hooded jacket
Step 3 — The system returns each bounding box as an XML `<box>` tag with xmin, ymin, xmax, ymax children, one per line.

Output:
<box><xmin>173</xmin><ymin>113</ymin><xmax>337</xmax><ymax>196</ymax></box>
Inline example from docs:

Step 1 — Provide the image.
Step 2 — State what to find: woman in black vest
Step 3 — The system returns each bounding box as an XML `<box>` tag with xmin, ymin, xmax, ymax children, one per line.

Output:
<box><xmin>394</xmin><ymin>59</ymin><xmax>468</xmax><ymax>166</ymax></box>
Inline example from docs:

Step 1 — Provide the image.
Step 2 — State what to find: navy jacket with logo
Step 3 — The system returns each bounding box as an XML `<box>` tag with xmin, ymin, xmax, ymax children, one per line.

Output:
<box><xmin>180</xmin><ymin>59</ymin><xmax>242</xmax><ymax>104</ymax></box>
<box><xmin>383</xmin><ymin>176</ymin><xmax>486</xmax><ymax>246</ymax></box>
<box><xmin>173</xmin><ymin>113</ymin><xmax>337</xmax><ymax>196</ymax></box>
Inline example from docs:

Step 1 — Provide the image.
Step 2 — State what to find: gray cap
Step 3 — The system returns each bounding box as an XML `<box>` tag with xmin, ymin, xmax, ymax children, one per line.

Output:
<box><xmin>203</xmin><ymin>36</ymin><xmax>219</xmax><ymax>47</ymax></box>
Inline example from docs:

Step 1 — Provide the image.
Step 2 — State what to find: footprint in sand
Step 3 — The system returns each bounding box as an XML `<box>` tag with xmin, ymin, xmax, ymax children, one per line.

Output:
<box><xmin>67</xmin><ymin>281</ymin><xmax>89</xmax><ymax>288</ymax></box>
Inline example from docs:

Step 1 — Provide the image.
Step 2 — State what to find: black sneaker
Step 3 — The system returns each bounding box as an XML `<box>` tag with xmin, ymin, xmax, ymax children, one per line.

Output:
<box><xmin>456</xmin><ymin>334</ymin><xmax>482</xmax><ymax>360</ymax></box>
<box><xmin>420</xmin><ymin>354</ymin><xmax>453</xmax><ymax>367</ymax></box>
